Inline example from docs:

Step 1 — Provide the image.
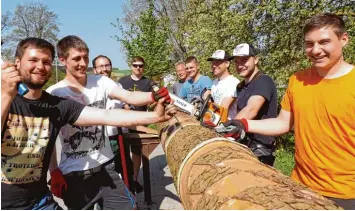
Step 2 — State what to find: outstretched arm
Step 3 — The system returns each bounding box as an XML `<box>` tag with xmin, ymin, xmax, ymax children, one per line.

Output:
<box><xmin>74</xmin><ymin>98</ymin><xmax>176</xmax><ymax>127</ymax></box>
<box><xmin>248</xmin><ymin>109</ymin><xmax>294</xmax><ymax>136</ymax></box>
<box><xmin>110</xmin><ymin>86</ymin><xmax>153</xmax><ymax>106</ymax></box>
<box><xmin>109</xmin><ymin>85</ymin><xmax>170</xmax><ymax>106</ymax></box>
<box><xmin>224</xmin><ymin>109</ymin><xmax>293</xmax><ymax>139</ymax></box>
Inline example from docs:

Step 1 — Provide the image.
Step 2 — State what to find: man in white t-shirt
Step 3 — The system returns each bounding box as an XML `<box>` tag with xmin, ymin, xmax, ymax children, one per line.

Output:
<box><xmin>92</xmin><ymin>55</ymin><xmax>129</xmax><ymax>179</ymax></box>
<box><xmin>207</xmin><ymin>50</ymin><xmax>240</xmax><ymax>120</ymax></box>
<box><xmin>46</xmin><ymin>35</ymin><xmax>171</xmax><ymax>210</ymax></box>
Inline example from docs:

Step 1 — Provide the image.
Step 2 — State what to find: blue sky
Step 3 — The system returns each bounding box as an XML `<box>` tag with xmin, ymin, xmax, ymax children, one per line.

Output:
<box><xmin>2</xmin><ymin>0</ymin><xmax>130</xmax><ymax>69</ymax></box>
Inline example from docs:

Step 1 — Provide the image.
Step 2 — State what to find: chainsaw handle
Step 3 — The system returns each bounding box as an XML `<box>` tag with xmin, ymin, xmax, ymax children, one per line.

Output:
<box><xmin>196</xmin><ymin>93</ymin><xmax>211</xmax><ymax>121</ymax></box>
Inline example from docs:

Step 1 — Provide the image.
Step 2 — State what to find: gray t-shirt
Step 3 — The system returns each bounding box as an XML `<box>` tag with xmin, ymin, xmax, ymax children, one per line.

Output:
<box><xmin>171</xmin><ymin>80</ymin><xmax>185</xmax><ymax>95</ymax></box>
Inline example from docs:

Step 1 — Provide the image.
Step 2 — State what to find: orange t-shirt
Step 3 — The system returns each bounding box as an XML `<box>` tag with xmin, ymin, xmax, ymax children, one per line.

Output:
<box><xmin>281</xmin><ymin>67</ymin><xmax>355</xmax><ymax>199</ymax></box>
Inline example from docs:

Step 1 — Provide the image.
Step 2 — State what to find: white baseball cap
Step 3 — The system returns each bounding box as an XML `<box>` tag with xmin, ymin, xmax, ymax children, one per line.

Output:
<box><xmin>231</xmin><ymin>43</ymin><xmax>258</xmax><ymax>58</ymax></box>
<box><xmin>207</xmin><ymin>50</ymin><xmax>231</xmax><ymax>61</ymax></box>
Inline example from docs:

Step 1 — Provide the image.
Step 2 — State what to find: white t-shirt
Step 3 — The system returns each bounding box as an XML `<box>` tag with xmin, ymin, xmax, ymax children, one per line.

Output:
<box><xmin>105</xmin><ymin>98</ymin><xmax>123</xmax><ymax>137</ymax></box>
<box><xmin>211</xmin><ymin>75</ymin><xmax>240</xmax><ymax>120</ymax></box>
<box><xmin>46</xmin><ymin>75</ymin><xmax>118</xmax><ymax>174</ymax></box>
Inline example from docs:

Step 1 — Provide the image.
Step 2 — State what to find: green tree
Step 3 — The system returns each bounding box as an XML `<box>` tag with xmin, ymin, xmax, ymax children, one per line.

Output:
<box><xmin>1</xmin><ymin>2</ymin><xmax>60</xmax><ymax>61</ymax></box>
<box><xmin>113</xmin><ymin>0</ymin><xmax>172</xmax><ymax>78</ymax></box>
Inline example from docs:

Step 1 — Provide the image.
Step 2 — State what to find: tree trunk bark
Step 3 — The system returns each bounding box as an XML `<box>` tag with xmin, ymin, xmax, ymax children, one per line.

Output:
<box><xmin>157</xmin><ymin>112</ymin><xmax>342</xmax><ymax>210</ymax></box>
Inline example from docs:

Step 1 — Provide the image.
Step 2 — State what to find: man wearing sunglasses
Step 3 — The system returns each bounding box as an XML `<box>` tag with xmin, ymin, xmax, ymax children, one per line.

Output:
<box><xmin>118</xmin><ymin>56</ymin><xmax>155</xmax><ymax>194</ymax></box>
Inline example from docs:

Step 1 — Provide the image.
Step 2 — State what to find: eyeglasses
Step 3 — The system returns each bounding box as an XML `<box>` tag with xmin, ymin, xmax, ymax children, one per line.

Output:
<box><xmin>95</xmin><ymin>64</ymin><xmax>111</xmax><ymax>69</ymax></box>
<box><xmin>132</xmin><ymin>64</ymin><xmax>144</xmax><ymax>68</ymax></box>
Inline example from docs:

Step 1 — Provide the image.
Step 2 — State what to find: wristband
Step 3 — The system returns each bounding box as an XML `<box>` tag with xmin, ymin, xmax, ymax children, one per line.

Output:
<box><xmin>240</xmin><ymin>118</ymin><xmax>249</xmax><ymax>132</ymax></box>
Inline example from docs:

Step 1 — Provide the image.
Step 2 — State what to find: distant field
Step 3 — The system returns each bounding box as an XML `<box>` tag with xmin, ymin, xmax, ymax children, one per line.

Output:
<box><xmin>111</xmin><ymin>68</ymin><xmax>131</xmax><ymax>80</ymax></box>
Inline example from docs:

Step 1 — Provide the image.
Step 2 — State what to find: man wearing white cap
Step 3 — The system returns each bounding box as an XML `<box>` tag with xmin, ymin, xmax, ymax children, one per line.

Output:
<box><xmin>230</xmin><ymin>43</ymin><xmax>278</xmax><ymax>166</ymax></box>
<box><xmin>207</xmin><ymin>50</ymin><xmax>240</xmax><ymax>120</ymax></box>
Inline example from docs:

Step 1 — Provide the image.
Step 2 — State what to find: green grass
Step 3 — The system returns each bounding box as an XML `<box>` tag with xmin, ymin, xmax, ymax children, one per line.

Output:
<box><xmin>274</xmin><ymin>148</ymin><xmax>295</xmax><ymax>176</ymax></box>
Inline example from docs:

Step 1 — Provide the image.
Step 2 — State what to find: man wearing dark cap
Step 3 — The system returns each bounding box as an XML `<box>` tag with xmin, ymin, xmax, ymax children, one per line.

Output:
<box><xmin>231</xmin><ymin>43</ymin><xmax>278</xmax><ymax>166</ymax></box>
<box><xmin>207</xmin><ymin>50</ymin><xmax>240</xmax><ymax>120</ymax></box>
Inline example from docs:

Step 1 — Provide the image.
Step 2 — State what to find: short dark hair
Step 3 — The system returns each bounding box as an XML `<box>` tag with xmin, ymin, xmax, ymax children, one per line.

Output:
<box><xmin>303</xmin><ymin>13</ymin><xmax>346</xmax><ymax>38</ymax></box>
<box><xmin>15</xmin><ymin>37</ymin><xmax>55</xmax><ymax>60</ymax></box>
<box><xmin>92</xmin><ymin>55</ymin><xmax>112</xmax><ymax>68</ymax></box>
<box><xmin>185</xmin><ymin>56</ymin><xmax>198</xmax><ymax>64</ymax></box>
<box><xmin>56</xmin><ymin>35</ymin><xmax>89</xmax><ymax>59</ymax></box>
<box><xmin>131</xmin><ymin>56</ymin><xmax>145</xmax><ymax>64</ymax></box>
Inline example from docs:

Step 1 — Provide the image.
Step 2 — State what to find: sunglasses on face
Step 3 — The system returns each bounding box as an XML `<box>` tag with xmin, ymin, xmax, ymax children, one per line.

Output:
<box><xmin>132</xmin><ymin>64</ymin><xmax>144</xmax><ymax>68</ymax></box>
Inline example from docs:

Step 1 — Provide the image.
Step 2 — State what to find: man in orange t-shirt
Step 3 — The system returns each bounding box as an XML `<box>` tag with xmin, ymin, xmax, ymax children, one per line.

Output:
<box><xmin>225</xmin><ymin>13</ymin><xmax>355</xmax><ymax>209</ymax></box>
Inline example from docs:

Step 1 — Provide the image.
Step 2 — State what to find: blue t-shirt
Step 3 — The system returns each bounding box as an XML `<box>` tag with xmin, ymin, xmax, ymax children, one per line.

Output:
<box><xmin>179</xmin><ymin>75</ymin><xmax>212</xmax><ymax>102</ymax></box>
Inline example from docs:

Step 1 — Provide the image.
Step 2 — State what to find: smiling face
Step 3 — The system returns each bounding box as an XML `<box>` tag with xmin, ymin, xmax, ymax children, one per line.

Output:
<box><xmin>211</xmin><ymin>60</ymin><xmax>229</xmax><ymax>78</ymax></box>
<box><xmin>233</xmin><ymin>56</ymin><xmax>258</xmax><ymax>79</ymax></box>
<box><xmin>94</xmin><ymin>57</ymin><xmax>112</xmax><ymax>77</ymax></box>
<box><xmin>304</xmin><ymin>27</ymin><xmax>348</xmax><ymax>71</ymax></box>
<box><xmin>60</xmin><ymin>48</ymin><xmax>89</xmax><ymax>79</ymax></box>
<box><xmin>175</xmin><ymin>63</ymin><xmax>187</xmax><ymax>81</ymax></box>
<box><xmin>185</xmin><ymin>60</ymin><xmax>200</xmax><ymax>80</ymax></box>
<box><xmin>15</xmin><ymin>47</ymin><xmax>53</xmax><ymax>89</ymax></box>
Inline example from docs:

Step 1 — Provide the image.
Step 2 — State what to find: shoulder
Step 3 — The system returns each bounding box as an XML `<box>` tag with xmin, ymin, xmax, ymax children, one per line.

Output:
<box><xmin>227</xmin><ymin>75</ymin><xmax>240</xmax><ymax>84</ymax></box>
<box><xmin>292</xmin><ymin>68</ymin><xmax>314</xmax><ymax>80</ymax></box>
<box><xmin>254</xmin><ymin>74</ymin><xmax>276</xmax><ymax>87</ymax></box>
<box><xmin>201</xmin><ymin>75</ymin><xmax>212</xmax><ymax>81</ymax></box>
<box><xmin>118</xmin><ymin>75</ymin><xmax>130</xmax><ymax>82</ymax></box>
<box><xmin>285</xmin><ymin>68</ymin><xmax>315</xmax><ymax>87</ymax></box>
<box><xmin>46</xmin><ymin>80</ymin><xmax>66</xmax><ymax>94</ymax></box>
<box><xmin>42</xmin><ymin>91</ymin><xmax>68</xmax><ymax>103</ymax></box>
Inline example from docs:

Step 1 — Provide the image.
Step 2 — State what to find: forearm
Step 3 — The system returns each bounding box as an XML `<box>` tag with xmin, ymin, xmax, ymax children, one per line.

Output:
<box><xmin>220</xmin><ymin>97</ymin><xmax>234</xmax><ymax>109</ymax></box>
<box><xmin>1</xmin><ymin>94</ymin><xmax>14</xmax><ymax>128</ymax></box>
<box><xmin>49</xmin><ymin>147</ymin><xmax>58</xmax><ymax>172</ymax></box>
<box><xmin>112</xmin><ymin>88</ymin><xmax>153</xmax><ymax>106</ymax></box>
<box><xmin>124</xmin><ymin>91</ymin><xmax>153</xmax><ymax>106</ymax></box>
<box><xmin>75</xmin><ymin>107</ymin><xmax>163</xmax><ymax>127</ymax></box>
<box><xmin>247</xmin><ymin>118</ymin><xmax>291</xmax><ymax>136</ymax></box>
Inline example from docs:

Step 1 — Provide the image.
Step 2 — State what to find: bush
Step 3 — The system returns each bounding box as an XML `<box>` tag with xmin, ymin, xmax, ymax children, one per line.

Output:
<box><xmin>274</xmin><ymin>148</ymin><xmax>295</xmax><ymax>176</ymax></box>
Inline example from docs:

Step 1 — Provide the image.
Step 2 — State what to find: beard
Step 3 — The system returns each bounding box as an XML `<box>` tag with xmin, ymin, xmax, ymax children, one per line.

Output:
<box><xmin>23</xmin><ymin>72</ymin><xmax>52</xmax><ymax>89</ymax></box>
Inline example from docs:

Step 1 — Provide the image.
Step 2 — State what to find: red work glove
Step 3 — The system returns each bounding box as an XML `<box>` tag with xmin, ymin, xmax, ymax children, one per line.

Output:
<box><xmin>50</xmin><ymin>168</ymin><xmax>67</xmax><ymax>199</ymax></box>
<box><xmin>223</xmin><ymin>118</ymin><xmax>249</xmax><ymax>140</ymax></box>
<box><xmin>151</xmin><ymin>86</ymin><xmax>171</xmax><ymax>104</ymax></box>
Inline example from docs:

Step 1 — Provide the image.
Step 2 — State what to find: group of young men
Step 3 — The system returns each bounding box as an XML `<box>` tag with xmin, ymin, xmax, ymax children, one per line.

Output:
<box><xmin>1</xmin><ymin>12</ymin><xmax>354</xmax><ymax>210</ymax></box>
<box><xmin>170</xmin><ymin>13</ymin><xmax>354</xmax><ymax>210</ymax></box>
<box><xmin>171</xmin><ymin>43</ymin><xmax>277</xmax><ymax>166</ymax></box>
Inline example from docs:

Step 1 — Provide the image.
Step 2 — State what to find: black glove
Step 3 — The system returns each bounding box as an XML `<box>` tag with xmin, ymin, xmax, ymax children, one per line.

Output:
<box><xmin>222</xmin><ymin>119</ymin><xmax>249</xmax><ymax>140</ymax></box>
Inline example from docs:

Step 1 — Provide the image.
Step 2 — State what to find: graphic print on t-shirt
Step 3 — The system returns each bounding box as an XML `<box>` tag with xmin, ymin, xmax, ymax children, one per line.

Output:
<box><xmin>61</xmin><ymin>99</ymin><xmax>106</xmax><ymax>159</ymax></box>
<box><xmin>1</xmin><ymin>114</ymin><xmax>49</xmax><ymax>184</ymax></box>
<box><xmin>187</xmin><ymin>84</ymin><xmax>202</xmax><ymax>101</ymax></box>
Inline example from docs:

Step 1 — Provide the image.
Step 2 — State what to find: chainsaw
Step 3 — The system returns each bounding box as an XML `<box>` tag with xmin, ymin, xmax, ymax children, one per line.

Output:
<box><xmin>152</xmin><ymin>84</ymin><xmax>229</xmax><ymax>126</ymax></box>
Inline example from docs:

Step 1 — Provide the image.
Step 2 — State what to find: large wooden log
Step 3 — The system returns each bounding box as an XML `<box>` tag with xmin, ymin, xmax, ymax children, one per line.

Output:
<box><xmin>157</xmin><ymin>112</ymin><xmax>342</xmax><ymax>210</ymax></box>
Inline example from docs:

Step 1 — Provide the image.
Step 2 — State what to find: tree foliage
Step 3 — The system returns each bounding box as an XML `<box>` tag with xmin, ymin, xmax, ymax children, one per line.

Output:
<box><xmin>112</xmin><ymin>0</ymin><xmax>172</xmax><ymax>78</ymax></box>
<box><xmin>1</xmin><ymin>2</ymin><xmax>60</xmax><ymax>61</ymax></box>
<box><xmin>116</xmin><ymin>0</ymin><xmax>355</xmax><ymax>86</ymax></box>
